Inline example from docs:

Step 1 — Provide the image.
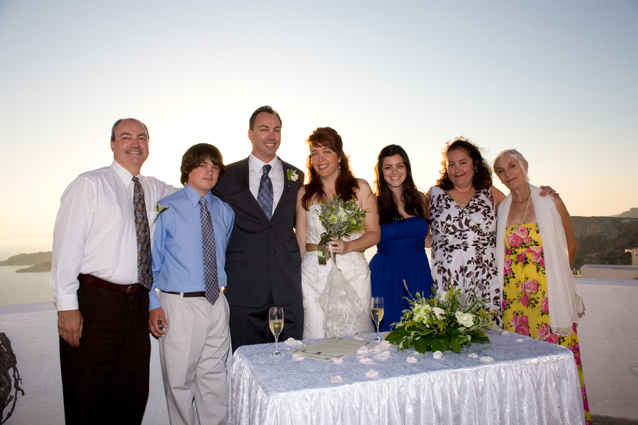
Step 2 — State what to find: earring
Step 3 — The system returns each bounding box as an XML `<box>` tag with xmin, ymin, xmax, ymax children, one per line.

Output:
<box><xmin>338</xmin><ymin>164</ymin><xmax>342</xmax><ymax>174</ymax></box>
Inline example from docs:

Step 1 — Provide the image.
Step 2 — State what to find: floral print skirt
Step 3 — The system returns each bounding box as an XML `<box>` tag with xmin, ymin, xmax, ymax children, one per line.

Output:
<box><xmin>503</xmin><ymin>223</ymin><xmax>591</xmax><ymax>424</ymax></box>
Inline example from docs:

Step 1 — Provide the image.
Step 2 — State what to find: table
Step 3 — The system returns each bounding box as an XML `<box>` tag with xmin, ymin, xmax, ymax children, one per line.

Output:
<box><xmin>228</xmin><ymin>331</ymin><xmax>585</xmax><ymax>424</ymax></box>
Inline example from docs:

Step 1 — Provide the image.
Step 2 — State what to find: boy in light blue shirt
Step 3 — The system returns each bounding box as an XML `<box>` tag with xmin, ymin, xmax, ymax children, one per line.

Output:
<box><xmin>149</xmin><ymin>143</ymin><xmax>234</xmax><ymax>425</ymax></box>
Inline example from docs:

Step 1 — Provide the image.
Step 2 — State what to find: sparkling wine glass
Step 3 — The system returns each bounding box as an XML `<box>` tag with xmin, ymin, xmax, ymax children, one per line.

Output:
<box><xmin>371</xmin><ymin>297</ymin><xmax>384</xmax><ymax>342</ymax></box>
<box><xmin>269</xmin><ymin>307</ymin><xmax>284</xmax><ymax>357</ymax></box>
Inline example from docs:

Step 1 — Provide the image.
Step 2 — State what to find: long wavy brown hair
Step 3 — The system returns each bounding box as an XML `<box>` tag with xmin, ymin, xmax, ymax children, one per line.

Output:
<box><xmin>374</xmin><ymin>145</ymin><xmax>427</xmax><ymax>225</ymax></box>
<box><xmin>301</xmin><ymin>127</ymin><xmax>359</xmax><ymax>210</ymax></box>
<box><xmin>436</xmin><ymin>137</ymin><xmax>493</xmax><ymax>191</ymax></box>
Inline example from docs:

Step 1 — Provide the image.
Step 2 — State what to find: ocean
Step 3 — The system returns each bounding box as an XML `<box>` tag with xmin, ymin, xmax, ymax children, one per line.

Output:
<box><xmin>0</xmin><ymin>238</ymin><xmax>53</xmax><ymax>306</ymax></box>
<box><xmin>0</xmin><ymin>239</ymin><xmax>432</xmax><ymax>307</ymax></box>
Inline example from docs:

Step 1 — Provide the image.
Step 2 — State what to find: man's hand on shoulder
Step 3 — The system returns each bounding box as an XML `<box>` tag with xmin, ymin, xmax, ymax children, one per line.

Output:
<box><xmin>58</xmin><ymin>310</ymin><xmax>83</xmax><ymax>347</ymax></box>
<box><xmin>149</xmin><ymin>307</ymin><xmax>168</xmax><ymax>338</ymax></box>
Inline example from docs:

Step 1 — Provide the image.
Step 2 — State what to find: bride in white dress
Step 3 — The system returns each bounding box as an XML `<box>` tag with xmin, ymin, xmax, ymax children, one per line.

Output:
<box><xmin>296</xmin><ymin>127</ymin><xmax>380</xmax><ymax>339</ymax></box>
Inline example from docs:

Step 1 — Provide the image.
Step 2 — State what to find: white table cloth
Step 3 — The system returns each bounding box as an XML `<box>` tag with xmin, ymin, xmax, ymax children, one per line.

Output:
<box><xmin>228</xmin><ymin>331</ymin><xmax>585</xmax><ymax>425</ymax></box>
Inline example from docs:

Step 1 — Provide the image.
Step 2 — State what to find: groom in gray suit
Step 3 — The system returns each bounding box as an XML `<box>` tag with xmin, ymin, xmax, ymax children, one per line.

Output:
<box><xmin>214</xmin><ymin>106</ymin><xmax>304</xmax><ymax>351</ymax></box>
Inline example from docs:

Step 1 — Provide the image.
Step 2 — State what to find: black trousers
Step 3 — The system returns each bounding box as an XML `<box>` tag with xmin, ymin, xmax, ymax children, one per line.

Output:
<box><xmin>229</xmin><ymin>295</ymin><xmax>304</xmax><ymax>352</ymax></box>
<box><xmin>59</xmin><ymin>282</ymin><xmax>150</xmax><ymax>425</ymax></box>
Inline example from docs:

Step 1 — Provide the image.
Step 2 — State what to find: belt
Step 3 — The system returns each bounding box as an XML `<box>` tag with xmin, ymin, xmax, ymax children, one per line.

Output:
<box><xmin>161</xmin><ymin>290</ymin><xmax>206</xmax><ymax>298</ymax></box>
<box><xmin>78</xmin><ymin>273</ymin><xmax>146</xmax><ymax>295</ymax></box>
<box><xmin>306</xmin><ymin>243</ymin><xmax>365</xmax><ymax>253</ymax></box>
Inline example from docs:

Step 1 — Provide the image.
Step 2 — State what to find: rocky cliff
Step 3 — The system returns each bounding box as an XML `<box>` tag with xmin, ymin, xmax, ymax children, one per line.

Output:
<box><xmin>0</xmin><ymin>251</ymin><xmax>52</xmax><ymax>266</ymax></box>
<box><xmin>572</xmin><ymin>216</ymin><xmax>638</xmax><ymax>268</ymax></box>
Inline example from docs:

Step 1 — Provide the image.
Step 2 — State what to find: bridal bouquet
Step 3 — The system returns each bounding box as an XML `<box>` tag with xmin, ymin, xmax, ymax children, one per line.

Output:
<box><xmin>385</xmin><ymin>286</ymin><xmax>497</xmax><ymax>353</ymax></box>
<box><xmin>317</xmin><ymin>194</ymin><xmax>367</xmax><ymax>266</ymax></box>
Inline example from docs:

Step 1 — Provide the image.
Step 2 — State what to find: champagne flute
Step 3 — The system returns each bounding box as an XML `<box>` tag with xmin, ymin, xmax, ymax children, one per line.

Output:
<box><xmin>269</xmin><ymin>307</ymin><xmax>284</xmax><ymax>357</ymax></box>
<box><xmin>371</xmin><ymin>297</ymin><xmax>384</xmax><ymax>342</ymax></box>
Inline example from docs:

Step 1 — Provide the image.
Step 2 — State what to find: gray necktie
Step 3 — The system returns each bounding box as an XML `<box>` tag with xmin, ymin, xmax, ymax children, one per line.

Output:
<box><xmin>132</xmin><ymin>177</ymin><xmax>152</xmax><ymax>289</ymax></box>
<box><xmin>200</xmin><ymin>197</ymin><xmax>219</xmax><ymax>305</ymax></box>
<box><xmin>257</xmin><ymin>164</ymin><xmax>274</xmax><ymax>220</ymax></box>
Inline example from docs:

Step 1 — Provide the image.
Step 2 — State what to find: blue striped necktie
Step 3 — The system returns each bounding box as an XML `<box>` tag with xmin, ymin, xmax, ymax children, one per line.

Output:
<box><xmin>199</xmin><ymin>197</ymin><xmax>219</xmax><ymax>305</ymax></box>
<box><xmin>257</xmin><ymin>164</ymin><xmax>273</xmax><ymax>220</ymax></box>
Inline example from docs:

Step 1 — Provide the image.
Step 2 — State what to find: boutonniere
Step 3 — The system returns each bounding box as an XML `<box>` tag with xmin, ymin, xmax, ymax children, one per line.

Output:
<box><xmin>286</xmin><ymin>169</ymin><xmax>299</xmax><ymax>187</ymax></box>
<box><xmin>154</xmin><ymin>202</ymin><xmax>169</xmax><ymax>223</ymax></box>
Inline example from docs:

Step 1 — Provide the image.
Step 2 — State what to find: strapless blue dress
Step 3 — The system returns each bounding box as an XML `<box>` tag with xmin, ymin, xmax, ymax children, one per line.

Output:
<box><xmin>369</xmin><ymin>217</ymin><xmax>434</xmax><ymax>332</ymax></box>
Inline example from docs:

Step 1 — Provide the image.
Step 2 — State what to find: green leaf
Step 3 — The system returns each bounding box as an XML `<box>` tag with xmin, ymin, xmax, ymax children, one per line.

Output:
<box><xmin>470</xmin><ymin>331</ymin><xmax>490</xmax><ymax>342</ymax></box>
<box><xmin>430</xmin><ymin>336</ymin><xmax>449</xmax><ymax>352</ymax></box>
<box><xmin>449</xmin><ymin>340</ymin><xmax>462</xmax><ymax>353</ymax></box>
<box><xmin>414</xmin><ymin>337</ymin><xmax>429</xmax><ymax>354</ymax></box>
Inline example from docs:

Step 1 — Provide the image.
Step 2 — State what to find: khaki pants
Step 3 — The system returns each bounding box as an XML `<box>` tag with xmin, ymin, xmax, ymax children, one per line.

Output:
<box><xmin>158</xmin><ymin>291</ymin><xmax>231</xmax><ymax>425</ymax></box>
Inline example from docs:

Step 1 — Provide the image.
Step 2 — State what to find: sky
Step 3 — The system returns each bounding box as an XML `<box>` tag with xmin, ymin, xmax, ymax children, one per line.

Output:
<box><xmin>1</xmin><ymin>0</ymin><xmax>637</xmax><ymax>250</ymax></box>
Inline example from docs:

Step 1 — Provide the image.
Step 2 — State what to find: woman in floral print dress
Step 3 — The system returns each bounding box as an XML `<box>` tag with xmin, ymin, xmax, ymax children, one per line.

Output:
<box><xmin>427</xmin><ymin>138</ymin><xmax>506</xmax><ymax>325</ymax></box>
<box><xmin>494</xmin><ymin>149</ymin><xmax>591</xmax><ymax>424</ymax></box>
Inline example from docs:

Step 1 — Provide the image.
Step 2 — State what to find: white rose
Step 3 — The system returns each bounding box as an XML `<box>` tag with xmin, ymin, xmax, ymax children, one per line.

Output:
<box><xmin>457</xmin><ymin>312</ymin><xmax>475</xmax><ymax>328</ymax></box>
<box><xmin>432</xmin><ymin>307</ymin><xmax>445</xmax><ymax>320</ymax></box>
<box><xmin>437</xmin><ymin>291</ymin><xmax>448</xmax><ymax>303</ymax></box>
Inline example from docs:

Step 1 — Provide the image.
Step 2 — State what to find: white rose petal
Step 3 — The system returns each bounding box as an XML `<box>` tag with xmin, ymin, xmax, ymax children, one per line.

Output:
<box><xmin>292</xmin><ymin>355</ymin><xmax>304</xmax><ymax>361</ymax></box>
<box><xmin>353</xmin><ymin>336</ymin><xmax>364</xmax><ymax>341</ymax></box>
<box><xmin>333</xmin><ymin>358</ymin><xmax>343</xmax><ymax>364</ymax></box>
<box><xmin>480</xmin><ymin>356</ymin><xmax>494</xmax><ymax>363</ymax></box>
<box><xmin>359</xmin><ymin>357</ymin><xmax>373</xmax><ymax>364</ymax></box>
<box><xmin>407</xmin><ymin>357</ymin><xmax>417</xmax><ymax>363</ymax></box>
<box><xmin>357</xmin><ymin>346</ymin><xmax>369</xmax><ymax>354</ymax></box>
<box><xmin>285</xmin><ymin>338</ymin><xmax>303</xmax><ymax>346</ymax></box>
<box><xmin>433</xmin><ymin>351</ymin><xmax>443</xmax><ymax>359</ymax></box>
<box><xmin>516</xmin><ymin>338</ymin><xmax>524</xmax><ymax>342</ymax></box>
<box><xmin>366</xmin><ymin>369</ymin><xmax>379</xmax><ymax>378</ymax></box>
<box><xmin>373</xmin><ymin>351</ymin><xmax>390</xmax><ymax>361</ymax></box>
<box><xmin>502</xmin><ymin>331</ymin><xmax>509</xmax><ymax>335</ymax></box>
<box><xmin>468</xmin><ymin>353</ymin><xmax>478</xmax><ymax>358</ymax></box>
<box><xmin>330</xmin><ymin>375</ymin><xmax>343</xmax><ymax>383</ymax></box>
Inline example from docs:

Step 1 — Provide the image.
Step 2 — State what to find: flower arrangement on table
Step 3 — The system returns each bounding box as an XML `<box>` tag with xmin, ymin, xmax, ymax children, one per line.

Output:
<box><xmin>317</xmin><ymin>194</ymin><xmax>367</xmax><ymax>267</ymax></box>
<box><xmin>385</xmin><ymin>286</ymin><xmax>498</xmax><ymax>353</ymax></box>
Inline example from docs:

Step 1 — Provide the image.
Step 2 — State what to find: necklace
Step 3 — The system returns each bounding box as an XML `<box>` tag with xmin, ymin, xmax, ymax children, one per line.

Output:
<box><xmin>446</xmin><ymin>190</ymin><xmax>482</xmax><ymax>233</ymax></box>
<box><xmin>512</xmin><ymin>195</ymin><xmax>531</xmax><ymax>227</ymax></box>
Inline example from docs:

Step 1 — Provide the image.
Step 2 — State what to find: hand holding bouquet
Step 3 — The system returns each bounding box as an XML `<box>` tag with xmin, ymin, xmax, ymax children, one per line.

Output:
<box><xmin>317</xmin><ymin>194</ymin><xmax>367</xmax><ymax>266</ymax></box>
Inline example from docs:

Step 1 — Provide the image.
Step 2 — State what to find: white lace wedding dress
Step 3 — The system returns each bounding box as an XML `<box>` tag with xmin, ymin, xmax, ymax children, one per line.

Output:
<box><xmin>302</xmin><ymin>204</ymin><xmax>374</xmax><ymax>339</ymax></box>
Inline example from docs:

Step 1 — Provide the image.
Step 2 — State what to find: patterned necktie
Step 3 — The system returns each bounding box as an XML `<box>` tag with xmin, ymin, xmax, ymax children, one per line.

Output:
<box><xmin>132</xmin><ymin>177</ymin><xmax>152</xmax><ymax>289</ymax></box>
<box><xmin>257</xmin><ymin>164</ymin><xmax>273</xmax><ymax>220</ymax></box>
<box><xmin>200</xmin><ymin>197</ymin><xmax>219</xmax><ymax>305</ymax></box>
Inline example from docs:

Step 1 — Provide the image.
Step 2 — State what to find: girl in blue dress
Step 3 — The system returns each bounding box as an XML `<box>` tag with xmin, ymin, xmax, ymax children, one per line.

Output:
<box><xmin>370</xmin><ymin>145</ymin><xmax>434</xmax><ymax>332</ymax></box>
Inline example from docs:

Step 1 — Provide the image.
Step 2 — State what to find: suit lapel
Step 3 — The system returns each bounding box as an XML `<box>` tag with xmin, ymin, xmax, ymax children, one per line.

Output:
<box><xmin>272</xmin><ymin>159</ymin><xmax>298</xmax><ymax>219</ymax></box>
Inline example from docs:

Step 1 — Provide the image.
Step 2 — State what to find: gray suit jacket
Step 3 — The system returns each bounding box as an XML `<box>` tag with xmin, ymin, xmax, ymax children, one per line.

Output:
<box><xmin>213</xmin><ymin>157</ymin><xmax>304</xmax><ymax>308</ymax></box>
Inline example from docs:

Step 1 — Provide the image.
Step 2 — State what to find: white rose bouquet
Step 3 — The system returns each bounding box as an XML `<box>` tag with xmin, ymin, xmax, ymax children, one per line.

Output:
<box><xmin>317</xmin><ymin>194</ymin><xmax>367</xmax><ymax>266</ymax></box>
<box><xmin>386</xmin><ymin>286</ymin><xmax>497</xmax><ymax>353</ymax></box>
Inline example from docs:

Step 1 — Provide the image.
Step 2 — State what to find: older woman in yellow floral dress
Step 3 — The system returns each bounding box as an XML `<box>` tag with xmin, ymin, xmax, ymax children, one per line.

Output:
<box><xmin>493</xmin><ymin>149</ymin><xmax>591</xmax><ymax>424</ymax></box>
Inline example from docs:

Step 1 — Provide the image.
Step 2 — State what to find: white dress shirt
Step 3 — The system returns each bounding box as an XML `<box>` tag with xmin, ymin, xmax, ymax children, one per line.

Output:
<box><xmin>248</xmin><ymin>153</ymin><xmax>284</xmax><ymax>213</ymax></box>
<box><xmin>50</xmin><ymin>160</ymin><xmax>176</xmax><ymax>311</ymax></box>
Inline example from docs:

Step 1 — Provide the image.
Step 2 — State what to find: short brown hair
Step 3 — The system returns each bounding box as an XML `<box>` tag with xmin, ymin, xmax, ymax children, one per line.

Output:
<box><xmin>249</xmin><ymin>106</ymin><xmax>282</xmax><ymax>130</ymax></box>
<box><xmin>180</xmin><ymin>143</ymin><xmax>225</xmax><ymax>185</ymax></box>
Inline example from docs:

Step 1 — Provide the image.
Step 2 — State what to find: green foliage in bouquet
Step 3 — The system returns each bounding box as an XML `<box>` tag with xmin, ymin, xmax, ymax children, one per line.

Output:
<box><xmin>317</xmin><ymin>194</ymin><xmax>367</xmax><ymax>266</ymax></box>
<box><xmin>385</xmin><ymin>286</ymin><xmax>498</xmax><ymax>353</ymax></box>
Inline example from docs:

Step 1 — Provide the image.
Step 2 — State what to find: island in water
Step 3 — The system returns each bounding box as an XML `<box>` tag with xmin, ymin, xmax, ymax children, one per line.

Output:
<box><xmin>0</xmin><ymin>251</ymin><xmax>52</xmax><ymax>273</ymax></box>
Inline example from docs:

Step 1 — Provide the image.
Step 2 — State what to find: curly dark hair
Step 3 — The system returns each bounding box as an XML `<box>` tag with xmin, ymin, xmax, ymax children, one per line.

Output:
<box><xmin>374</xmin><ymin>145</ymin><xmax>427</xmax><ymax>225</ymax></box>
<box><xmin>180</xmin><ymin>143</ymin><xmax>225</xmax><ymax>185</ymax></box>
<box><xmin>436</xmin><ymin>137</ymin><xmax>492</xmax><ymax>191</ymax></box>
<box><xmin>301</xmin><ymin>127</ymin><xmax>359</xmax><ymax>210</ymax></box>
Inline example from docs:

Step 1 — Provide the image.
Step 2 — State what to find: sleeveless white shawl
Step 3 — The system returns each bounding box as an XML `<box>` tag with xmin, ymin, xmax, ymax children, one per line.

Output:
<box><xmin>496</xmin><ymin>184</ymin><xmax>578</xmax><ymax>336</ymax></box>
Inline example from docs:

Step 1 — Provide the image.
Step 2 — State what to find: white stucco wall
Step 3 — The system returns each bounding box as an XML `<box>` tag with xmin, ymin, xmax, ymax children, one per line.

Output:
<box><xmin>576</xmin><ymin>279</ymin><xmax>638</xmax><ymax>420</ymax></box>
<box><xmin>0</xmin><ymin>302</ymin><xmax>169</xmax><ymax>425</ymax></box>
<box><xmin>1</xmin><ymin>279</ymin><xmax>637</xmax><ymax>423</ymax></box>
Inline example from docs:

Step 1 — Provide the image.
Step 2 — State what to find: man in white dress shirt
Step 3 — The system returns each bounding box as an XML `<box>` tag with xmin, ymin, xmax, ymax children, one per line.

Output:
<box><xmin>50</xmin><ymin>118</ymin><xmax>175</xmax><ymax>425</ymax></box>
